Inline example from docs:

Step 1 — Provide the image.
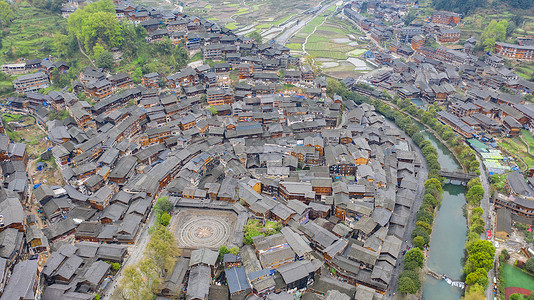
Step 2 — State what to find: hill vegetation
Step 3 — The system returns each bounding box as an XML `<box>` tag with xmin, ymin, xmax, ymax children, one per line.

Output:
<box><xmin>431</xmin><ymin>0</ymin><xmax>532</xmax><ymax>16</ymax></box>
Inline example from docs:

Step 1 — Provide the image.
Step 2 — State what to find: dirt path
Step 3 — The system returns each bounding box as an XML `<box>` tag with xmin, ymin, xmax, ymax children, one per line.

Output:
<box><xmin>77</xmin><ymin>38</ymin><xmax>96</xmax><ymax>67</ymax></box>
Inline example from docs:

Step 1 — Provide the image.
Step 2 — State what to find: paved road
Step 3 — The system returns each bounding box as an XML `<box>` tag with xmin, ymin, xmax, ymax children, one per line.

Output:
<box><xmin>383</xmin><ymin>118</ymin><xmax>429</xmax><ymax>299</ymax></box>
<box><xmin>274</xmin><ymin>1</ymin><xmax>337</xmax><ymax>45</ymax></box>
<box><xmin>477</xmin><ymin>155</ymin><xmax>496</xmax><ymax>300</ymax></box>
<box><xmin>102</xmin><ymin>209</ymin><xmax>156</xmax><ymax>300</ymax></box>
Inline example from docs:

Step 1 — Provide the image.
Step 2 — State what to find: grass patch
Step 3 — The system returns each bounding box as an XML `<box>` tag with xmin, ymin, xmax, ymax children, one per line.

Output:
<box><xmin>521</xmin><ymin>129</ymin><xmax>534</xmax><ymax>147</ymax></box>
<box><xmin>503</xmin><ymin>263</ymin><xmax>534</xmax><ymax>291</ymax></box>
<box><xmin>236</xmin><ymin>8</ymin><xmax>250</xmax><ymax>15</ymax></box>
<box><xmin>256</xmin><ymin>24</ymin><xmax>272</xmax><ymax>29</ymax></box>
<box><xmin>205</xmin><ymin>4</ymin><xmax>213</xmax><ymax>9</ymax></box>
<box><xmin>225</xmin><ymin>22</ymin><xmax>239</xmax><ymax>30</ymax></box>
<box><xmin>306</xmin><ymin>41</ymin><xmax>352</xmax><ymax>52</ymax></box>
<box><xmin>0</xmin><ymin>2</ymin><xmax>66</xmax><ymax>61</ymax></box>
<box><xmin>348</xmin><ymin>49</ymin><xmax>367</xmax><ymax>57</ymax></box>
<box><xmin>307</xmin><ymin>35</ymin><xmax>331</xmax><ymax>43</ymax></box>
<box><xmin>188</xmin><ymin>51</ymin><xmax>203</xmax><ymax>63</ymax></box>
<box><xmin>286</xmin><ymin>43</ymin><xmax>302</xmax><ymax>50</ymax></box>
<box><xmin>226</xmin><ymin>3</ymin><xmax>240</xmax><ymax>7</ymax></box>
<box><xmin>308</xmin><ymin>50</ymin><xmax>346</xmax><ymax>60</ymax></box>
<box><xmin>501</xmin><ymin>138</ymin><xmax>534</xmax><ymax>168</ymax></box>
<box><xmin>300</xmin><ymin>16</ymin><xmax>326</xmax><ymax>34</ymax></box>
<box><xmin>325</xmin><ymin>5</ymin><xmax>336</xmax><ymax>13</ymax></box>
<box><xmin>270</xmin><ymin>13</ymin><xmax>296</xmax><ymax>26</ymax></box>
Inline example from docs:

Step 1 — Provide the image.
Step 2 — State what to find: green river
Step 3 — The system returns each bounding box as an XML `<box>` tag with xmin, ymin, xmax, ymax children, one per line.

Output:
<box><xmin>419</xmin><ymin>129</ymin><xmax>468</xmax><ymax>300</ymax></box>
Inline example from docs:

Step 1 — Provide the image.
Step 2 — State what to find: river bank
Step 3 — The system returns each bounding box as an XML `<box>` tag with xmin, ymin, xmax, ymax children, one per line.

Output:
<box><xmin>419</xmin><ymin>129</ymin><xmax>467</xmax><ymax>300</ymax></box>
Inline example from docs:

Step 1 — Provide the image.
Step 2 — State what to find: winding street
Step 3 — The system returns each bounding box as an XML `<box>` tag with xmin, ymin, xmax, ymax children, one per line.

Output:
<box><xmin>476</xmin><ymin>154</ymin><xmax>495</xmax><ymax>300</ymax></box>
<box><xmin>383</xmin><ymin>119</ymin><xmax>429</xmax><ymax>299</ymax></box>
<box><xmin>102</xmin><ymin>209</ymin><xmax>156</xmax><ymax>300</ymax></box>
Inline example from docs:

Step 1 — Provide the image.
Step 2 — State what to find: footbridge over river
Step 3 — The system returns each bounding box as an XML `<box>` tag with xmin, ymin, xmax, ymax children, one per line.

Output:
<box><xmin>438</xmin><ymin>170</ymin><xmax>478</xmax><ymax>185</ymax></box>
<box><xmin>424</xmin><ymin>266</ymin><xmax>466</xmax><ymax>289</ymax></box>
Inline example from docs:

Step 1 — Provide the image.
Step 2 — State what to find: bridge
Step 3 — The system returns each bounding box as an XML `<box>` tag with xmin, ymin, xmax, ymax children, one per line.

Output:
<box><xmin>424</xmin><ymin>266</ymin><xmax>466</xmax><ymax>289</ymax></box>
<box><xmin>438</xmin><ymin>170</ymin><xmax>478</xmax><ymax>185</ymax></box>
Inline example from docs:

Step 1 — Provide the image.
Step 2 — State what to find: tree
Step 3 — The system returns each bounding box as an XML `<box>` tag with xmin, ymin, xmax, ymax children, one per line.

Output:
<box><xmin>111</xmin><ymin>262</ymin><xmax>121</xmax><ymax>271</ymax></box>
<box><xmin>466</xmin><ymin>251</ymin><xmax>493</xmax><ymax>273</ymax></box>
<box><xmin>51</xmin><ymin>69</ymin><xmax>71</xmax><ymax>89</ymax></box>
<box><xmin>114</xmin><ymin>258</ymin><xmax>160</xmax><ymax>300</ymax></box>
<box><xmin>209</xmin><ymin>106</ymin><xmax>217</xmax><ymax>115</ymax></box>
<box><xmin>400</xmin><ymin>270</ymin><xmax>421</xmax><ymax>290</ymax></box>
<box><xmin>219</xmin><ymin>245</ymin><xmax>229</xmax><ymax>260</ymax></box>
<box><xmin>248</xmin><ymin>31</ymin><xmax>262</xmax><ymax>44</ymax></box>
<box><xmin>405</xmin><ymin>248</ymin><xmax>424</xmax><ymax>269</ymax></box>
<box><xmin>464</xmin><ymin>284</ymin><xmax>486</xmax><ymax>300</ymax></box>
<box><xmin>146</xmin><ymin>225</ymin><xmax>180</xmax><ymax>276</ymax></box>
<box><xmin>413</xmin><ymin>236</ymin><xmax>425</xmax><ymax>249</ymax></box>
<box><xmin>423</xmin><ymin>194</ymin><xmax>437</xmax><ymax>208</ymax></box>
<box><xmin>466</xmin><ymin>185</ymin><xmax>484</xmax><ymax>205</ymax></box>
<box><xmin>0</xmin><ymin>1</ymin><xmax>13</xmax><ymax>27</ymax></box>
<box><xmin>229</xmin><ymin>247</ymin><xmax>239</xmax><ymax>255</ymax></box>
<box><xmin>404</xmin><ymin>10</ymin><xmax>416</xmax><ymax>26</ymax></box>
<box><xmin>510</xmin><ymin>294</ymin><xmax>523</xmax><ymax>300</ymax></box>
<box><xmin>67</xmin><ymin>0</ymin><xmax>123</xmax><ymax>53</ymax></box>
<box><xmin>480</xmin><ymin>20</ymin><xmax>508</xmax><ymax>52</ymax></box>
<box><xmin>424</xmin><ymin>178</ymin><xmax>443</xmax><ymax>193</ymax></box>
<box><xmin>467</xmin><ymin>178</ymin><xmax>481</xmax><ymax>189</ymax></box>
<box><xmin>466</xmin><ymin>269</ymin><xmax>488</xmax><ymax>286</ymax></box>
<box><xmin>404</xmin><ymin>260</ymin><xmax>420</xmax><ymax>271</ymax></box>
<box><xmin>412</xmin><ymin>226</ymin><xmax>430</xmax><ymax>245</ymax></box>
<box><xmin>155</xmin><ymin>196</ymin><xmax>173</xmax><ymax>214</ymax></box>
<box><xmin>398</xmin><ymin>277</ymin><xmax>418</xmax><ymax>294</ymax></box>
<box><xmin>501</xmin><ymin>249</ymin><xmax>510</xmax><ymax>260</ymax></box>
<box><xmin>93</xmin><ymin>42</ymin><xmax>105</xmax><ymax>59</ymax></box>
<box><xmin>526</xmin><ymin>257</ymin><xmax>534</xmax><ymax>274</ymax></box>
<box><xmin>96</xmin><ymin>51</ymin><xmax>114</xmax><ymax>70</ymax></box>
<box><xmin>417</xmin><ymin>210</ymin><xmax>434</xmax><ymax>225</ymax></box>
<box><xmin>159</xmin><ymin>212</ymin><xmax>171</xmax><ymax>226</ymax></box>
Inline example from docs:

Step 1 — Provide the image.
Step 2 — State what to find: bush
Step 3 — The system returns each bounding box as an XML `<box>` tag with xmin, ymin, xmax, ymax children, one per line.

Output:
<box><xmin>159</xmin><ymin>212</ymin><xmax>171</xmax><ymax>226</ymax></box>
<box><xmin>501</xmin><ymin>249</ymin><xmax>510</xmax><ymax>260</ymax></box>
<box><xmin>219</xmin><ymin>245</ymin><xmax>229</xmax><ymax>260</ymax></box>
<box><xmin>526</xmin><ymin>257</ymin><xmax>534</xmax><ymax>274</ymax></box>
<box><xmin>510</xmin><ymin>294</ymin><xmax>522</xmax><ymax>300</ymax></box>
<box><xmin>111</xmin><ymin>262</ymin><xmax>120</xmax><ymax>271</ymax></box>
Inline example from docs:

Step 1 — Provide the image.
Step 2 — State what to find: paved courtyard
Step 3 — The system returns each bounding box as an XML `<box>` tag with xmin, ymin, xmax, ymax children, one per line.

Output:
<box><xmin>172</xmin><ymin>209</ymin><xmax>237</xmax><ymax>250</ymax></box>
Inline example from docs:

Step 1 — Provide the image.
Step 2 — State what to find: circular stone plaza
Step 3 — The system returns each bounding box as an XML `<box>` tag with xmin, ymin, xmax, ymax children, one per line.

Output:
<box><xmin>173</xmin><ymin>209</ymin><xmax>238</xmax><ymax>250</ymax></box>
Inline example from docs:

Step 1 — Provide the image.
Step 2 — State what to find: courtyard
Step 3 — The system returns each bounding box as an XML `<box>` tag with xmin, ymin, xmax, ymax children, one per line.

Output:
<box><xmin>172</xmin><ymin>208</ymin><xmax>238</xmax><ymax>250</ymax></box>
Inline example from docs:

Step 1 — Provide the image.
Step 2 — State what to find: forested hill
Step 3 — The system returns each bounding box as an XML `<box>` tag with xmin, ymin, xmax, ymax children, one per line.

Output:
<box><xmin>431</xmin><ymin>0</ymin><xmax>533</xmax><ymax>16</ymax></box>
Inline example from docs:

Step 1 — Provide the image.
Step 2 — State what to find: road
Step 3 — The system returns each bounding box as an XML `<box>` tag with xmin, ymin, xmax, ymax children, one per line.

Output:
<box><xmin>102</xmin><ymin>210</ymin><xmax>156</xmax><ymax>300</ymax></box>
<box><xmin>383</xmin><ymin>118</ymin><xmax>429</xmax><ymax>299</ymax></box>
<box><xmin>477</xmin><ymin>155</ymin><xmax>496</xmax><ymax>300</ymax></box>
<box><xmin>274</xmin><ymin>1</ymin><xmax>337</xmax><ymax>45</ymax></box>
